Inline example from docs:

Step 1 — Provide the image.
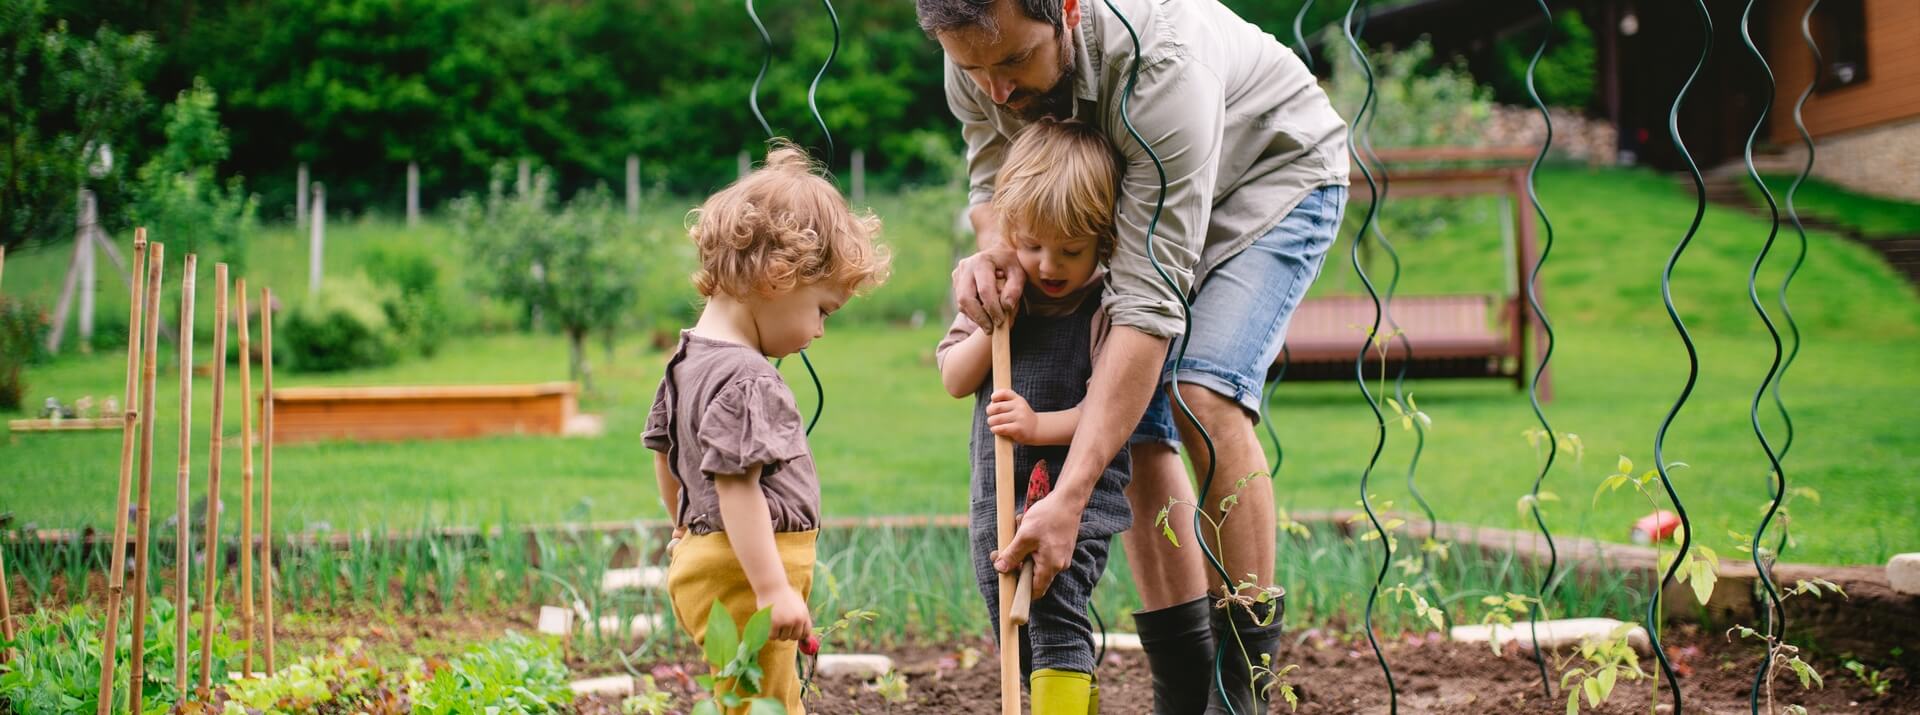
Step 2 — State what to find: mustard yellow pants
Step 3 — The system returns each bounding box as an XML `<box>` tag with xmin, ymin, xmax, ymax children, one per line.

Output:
<box><xmin>667</xmin><ymin>530</ymin><xmax>818</xmax><ymax>715</ymax></box>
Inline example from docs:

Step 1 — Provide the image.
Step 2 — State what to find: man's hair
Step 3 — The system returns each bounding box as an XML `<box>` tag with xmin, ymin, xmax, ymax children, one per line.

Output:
<box><xmin>916</xmin><ymin>0</ymin><xmax>1064</xmax><ymax>38</ymax></box>
<box><xmin>991</xmin><ymin>119</ymin><xmax>1120</xmax><ymax>264</ymax></box>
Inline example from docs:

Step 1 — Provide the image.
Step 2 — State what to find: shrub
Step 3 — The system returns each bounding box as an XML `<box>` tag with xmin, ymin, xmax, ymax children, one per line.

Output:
<box><xmin>276</xmin><ymin>275</ymin><xmax>404</xmax><ymax>372</ymax></box>
<box><xmin>1490</xmin><ymin>9</ymin><xmax>1598</xmax><ymax>110</ymax></box>
<box><xmin>0</xmin><ymin>296</ymin><xmax>52</xmax><ymax>410</ymax></box>
<box><xmin>359</xmin><ymin>242</ymin><xmax>454</xmax><ymax>357</ymax></box>
<box><xmin>0</xmin><ymin>599</ymin><xmax>241</xmax><ymax>714</ymax></box>
<box><xmin>130</xmin><ymin>77</ymin><xmax>259</xmax><ymax>272</ymax></box>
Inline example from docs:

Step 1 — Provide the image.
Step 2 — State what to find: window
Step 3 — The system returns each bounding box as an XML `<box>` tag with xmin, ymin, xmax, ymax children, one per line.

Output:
<box><xmin>1812</xmin><ymin>0</ymin><xmax>1869</xmax><ymax>92</ymax></box>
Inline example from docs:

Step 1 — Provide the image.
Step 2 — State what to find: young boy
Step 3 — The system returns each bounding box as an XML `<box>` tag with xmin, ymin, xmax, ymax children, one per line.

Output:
<box><xmin>936</xmin><ymin>118</ymin><xmax>1130</xmax><ymax>714</ymax></box>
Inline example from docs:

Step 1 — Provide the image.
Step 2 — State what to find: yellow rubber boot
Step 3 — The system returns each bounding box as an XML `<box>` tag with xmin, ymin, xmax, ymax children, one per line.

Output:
<box><xmin>1031</xmin><ymin>669</ymin><xmax>1093</xmax><ymax>715</ymax></box>
<box><xmin>1088</xmin><ymin>679</ymin><xmax>1101</xmax><ymax>714</ymax></box>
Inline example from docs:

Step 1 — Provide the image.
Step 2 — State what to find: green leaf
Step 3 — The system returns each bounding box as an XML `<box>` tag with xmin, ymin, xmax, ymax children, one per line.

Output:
<box><xmin>1566</xmin><ymin>689</ymin><xmax>1580</xmax><ymax>715</ymax></box>
<box><xmin>1597</xmin><ymin>667</ymin><xmax>1617</xmax><ymax>701</ymax></box>
<box><xmin>741</xmin><ymin>607</ymin><xmax>772</xmax><ymax>655</ymax></box>
<box><xmin>1787</xmin><ymin>657</ymin><xmax>1823</xmax><ymax>690</ymax></box>
<box><xmin>1616</xmin><ymin>455</ymin><xmax>1633</xmax><ymax>475</ymax></box>
<box><xmin>1688</xmin><ymin>559</ymin><xmax>1716</xmax><ymax>605</ymax></box>
<box><xmin>704</xmin><ymin>603</ymin><xmax>740</xmax><ymax>671</ymax></box>
<box><xmin>747</xmin><ymin>698</ymin><xmax>788</xmax><ymax>715</ymax></box>
<box><xmin>692</xmin><ymin>701</ymin><xmax>722</xmax><ymax>715</ymax></box>
<box><xmin>1584</xmin><ymin>676</ymin><xmax>1602</xmax><ymax>707</ymax></box>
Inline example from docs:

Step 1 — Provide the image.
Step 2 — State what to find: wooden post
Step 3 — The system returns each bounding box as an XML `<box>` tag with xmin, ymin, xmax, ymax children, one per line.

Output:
<box><xmin>296</xmin><ymin>163</ymin><xmax>309</xmax><ymax>230</ymax></box>
<box><xmin>79</xmin><ymin>191</ymin><xmax>97</xmax><ymax>352</ymax></box>
<box><xmin>738</xmin><ymin>150</ymin><xmax>750</xmax><ymax>179</ymax></box>
<box><xmin>173</xmin><ymin>254</ymin><xmax>197</xmax><ymax>692</ymax></box>
<box><xmin>0</xmin><ymin>526</ymin><xmax>11</xmax><ymax>655</ymax></box>
<box><xmin>406</xmin><ymin>162</ymin><xmax>421</xmax><ymax>227</ymax></box>
<box><xmin>517</xmin><ymin>159</ymin><xmax>531</xmax><ymax>196</ymax></box>
<box><xmin>128</xmin><ymin>242</ymin><xmax>166</xmax><ymax>713</ymax></box>
<box><xmin>851</xmin><ymin>148</ymin><xmax>866</xmax><ymax>206</ymax></box>
<box><xmin>626</xmin><ymin>154</ymin><xmax>640</xmax><ymax>222</ymax></box>
<box><xmin>235</xmin><ymin>280</ymin><xmax>255</xmax><ymax>676</ymax></box>
<box><xmin>992</xmin><ymin>326</ymin><xmax>1019</xmax><ymax>715</ymax></box>
<box><xmin>45</xmin><ymin>203</ymin><xmax>88</xmax><ymax>352</ymax></box>
<box><xmin>95</xmin><ymin>230</ymin><xmax>148</xmax><ymax>715</ymax></box>
<box><xmin>308</xmin><ymin>184</ymin><xmax>325</xmax><ymax>300</ymax></box>
<box><xmin>260</xmin><ymin>286</ymin><xmax>277</xmax><ymax>673</ymax></box>
<box><xmin>198</xmin><ymin>264</ymin><xmax>229</xmax><ymax>697</ymax></box>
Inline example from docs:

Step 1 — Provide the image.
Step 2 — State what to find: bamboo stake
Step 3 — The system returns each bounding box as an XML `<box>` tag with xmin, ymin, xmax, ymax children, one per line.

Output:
<box><xmin>992</xmin><ymin>326</ymin><xmax>1019</xmax><ymax>715</ymax></box>
<box><xmin>96</xmin><ymin>230</ymin><xmax>149</xmax><ymax>714</ymax></box>
<box><xmin>198</xmin><ymin>264</ymin><xmax>229</xmax><ymax>697</ymax></box>
<box><xmin>174</xmin><ymin>254</ymin><xmax>197</xmax><ymax>692</ymax></box>
<box><xmin>260</xmin><ymin>286</ymin><xmax>276</xmax><ymax>673</ymax></box>
<box><xmin>128</xmin><ymin>242</ymin><xmax>166</xmax><ymax>713</ymax></box>
<box><xmin>235</xmin><ymin>279</ymin><xmax>255</xmax><ymax>676</ymax></box>
<box><xmin>0</xmin><ymin>531</ymin><xmax>11</xmax><ymax>657</ymax></box>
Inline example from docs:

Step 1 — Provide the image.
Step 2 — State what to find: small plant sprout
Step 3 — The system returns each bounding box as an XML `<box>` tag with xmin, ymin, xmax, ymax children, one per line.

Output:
<box><xmin>1842</xmin><ymin>658</ymin><xmax>1893</xmax><ymax>698</ymax></box>
<box><xmin>621</xmin><ymin>676</ymin><xmax>674</xmax><ymax>715</ymax></box>
<box><xmin>1384</xmin><ymin>393</ymin><xmax>1430</xmax><ymax>432</ymax></box>
<box><xmin>870</xmin><ymin>668</ymin><xmax>910</xmax><ymax>708</ymax></box>
<box><xmin>1382</xmin><ymin>583</ymin><xmax>1446</xmax><ymax>631</ymax></box>
<box><xmin>1554</xmin><ymin>622</ymin><xmax>1648</xmax><ymax>715</ymax></box>
<box><xmin>1475</xmin><ymin>592</ymin><xmax>1541</xmax><ymax>655</ymax></box>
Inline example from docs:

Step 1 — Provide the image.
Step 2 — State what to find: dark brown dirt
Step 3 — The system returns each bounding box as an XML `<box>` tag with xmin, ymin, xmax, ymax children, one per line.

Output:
<box><xmin>579</xmin><ymin>624</ymin><xmax>1916</xmax><ymax>714</ymax></box>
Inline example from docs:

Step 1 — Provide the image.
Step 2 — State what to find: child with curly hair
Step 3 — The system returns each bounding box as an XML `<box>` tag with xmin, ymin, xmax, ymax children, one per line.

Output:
<box><xmin>645</xmin><ymin>143</ymin><xmax>889</xmax><ymax>714</ymax></box>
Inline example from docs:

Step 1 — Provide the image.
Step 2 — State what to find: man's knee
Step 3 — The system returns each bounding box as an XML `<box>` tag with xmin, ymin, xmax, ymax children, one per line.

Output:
<box><xmin>1171</xmin><ymin>382</ymin><xmax>1251</xmax><ymax>431</ymax></box>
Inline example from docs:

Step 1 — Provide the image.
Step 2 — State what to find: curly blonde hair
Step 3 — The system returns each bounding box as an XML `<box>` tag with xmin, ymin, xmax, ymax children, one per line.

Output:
<box><xmin>689</xmin><ymin>143</ymin><xmax>890</xmax><ymax>299</ymax></box>
<box><xmin>991</xmin><ymin>119</ymin><xmax>1121</xmax><ymax>264</ymax></box>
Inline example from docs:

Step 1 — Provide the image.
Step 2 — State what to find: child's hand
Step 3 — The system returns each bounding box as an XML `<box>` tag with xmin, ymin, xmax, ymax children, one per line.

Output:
<box><xmin>986</xmin><ymin>389</ymin><xmax>1039</xmax><ymax>444</ymax></box>
<box><xmin>760</xmin><ymin>586</ymin><xmax>813</xmax><ymax>642</ymax></box>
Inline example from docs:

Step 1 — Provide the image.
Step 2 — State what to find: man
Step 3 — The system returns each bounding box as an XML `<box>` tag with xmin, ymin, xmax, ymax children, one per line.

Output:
<box><xmin>915</xmin><ymin>0</ymin><xmax>1348</xmax><ymax>712</ymax></box>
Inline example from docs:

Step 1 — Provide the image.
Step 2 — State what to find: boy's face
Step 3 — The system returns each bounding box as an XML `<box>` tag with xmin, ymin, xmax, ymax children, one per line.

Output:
<box><xmin>1009</xmin><ymin>223</ymin><xmax>1099</xmax><ymax>299</ymax></box>
<box><xmin>752</xmin><ymin>281</ymin><xmax>850</xmax><ymax>358</ymax></box>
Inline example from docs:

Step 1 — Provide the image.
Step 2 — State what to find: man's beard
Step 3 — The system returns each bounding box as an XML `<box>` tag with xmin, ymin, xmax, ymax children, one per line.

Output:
<box><xmin>1007</xmin><ymin>33</ymin><xmax>1077</xmax><ymax>122</ymax></box>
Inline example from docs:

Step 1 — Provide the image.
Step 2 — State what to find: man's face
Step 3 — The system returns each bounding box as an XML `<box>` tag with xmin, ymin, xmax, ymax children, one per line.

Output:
<box><xmin>937</xmin><ymin>0</ymin><xmax>1081</xmax><ymax>121</ymax></box>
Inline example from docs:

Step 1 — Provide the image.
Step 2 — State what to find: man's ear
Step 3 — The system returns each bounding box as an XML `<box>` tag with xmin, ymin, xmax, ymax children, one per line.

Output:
<box><xmin>1062</xmin><ymin>0</ymin><xmax>1082</xmax><ymax>30</ymax></box>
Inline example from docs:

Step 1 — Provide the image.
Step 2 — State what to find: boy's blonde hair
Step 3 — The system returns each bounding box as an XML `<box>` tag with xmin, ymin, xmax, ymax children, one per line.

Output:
<box><xmin>991</xmin><ymin>119</ymin><xmax>1121</xmax><ymax>264</ymax></box>
<box><xmin>689</xmin><ymin>142</ymin><xmax>890</xmax><ymax>299</ymax></box>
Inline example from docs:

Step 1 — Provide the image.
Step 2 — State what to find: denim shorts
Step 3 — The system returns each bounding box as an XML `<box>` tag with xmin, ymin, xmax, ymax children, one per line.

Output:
<box><xmin>1132</xmin><ymin>185</ymin><xmax>1346</xmax><ymax>445</ymax></box>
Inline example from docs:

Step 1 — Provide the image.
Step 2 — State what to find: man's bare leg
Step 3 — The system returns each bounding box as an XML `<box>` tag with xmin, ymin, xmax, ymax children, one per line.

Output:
<box><xmin>1171</xmin><ymin>384</ymin><xmax>1274</xmax><ymax>593</ymax></box>
<box><xmin>1122</xmin><ymin>441</ymin><xmax>1207</xmax><ymax>610</ymax></box>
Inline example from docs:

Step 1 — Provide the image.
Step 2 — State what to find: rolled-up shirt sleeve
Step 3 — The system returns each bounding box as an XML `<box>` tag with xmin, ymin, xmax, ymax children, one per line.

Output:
<box><xmin>946</xmin><ymin>60</ymin><xmax>1011</xmax><ymax>209</ymax></box>
<box><xmin>1102</xmin><ymin>56</ymin><xmax>1224</xmax><ymax>341</ymax></box>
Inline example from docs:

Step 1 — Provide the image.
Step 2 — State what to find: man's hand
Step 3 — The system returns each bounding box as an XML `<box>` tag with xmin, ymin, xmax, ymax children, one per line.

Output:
<box><xmin>952</xmin><ymin>246</ymin><xmax>1024</xmax><ymax>329</ymax></box>
<box><xmin>759</xmin><ymin>585</ymin><xmax>814</xmax><ymax>642</ymax></box>
<box><xmin>985</xmin><ymin>389</ymin><xmax>1040</xmax><ymax>444</ymax></box>
<box><xmin>993</xmin><ymin>490</ymin><xmax>1083</xmax><ymax>598</ymax></box>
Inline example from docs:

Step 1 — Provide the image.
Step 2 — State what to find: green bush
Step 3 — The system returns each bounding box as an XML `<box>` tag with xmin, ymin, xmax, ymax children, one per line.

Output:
<box><xmin>359</xmin><ymin>242</ymin><xmax>454</xmax><ymax>357</ymax></box>
<box><xmin>276</xmin><ymin>275</ymin><xmax>404</xmax><ymax>372</ymax></box>
<box><xmin>0</xmin><ymin>296</ymin><xmax>52</xmax><ymax>410</ymax></box>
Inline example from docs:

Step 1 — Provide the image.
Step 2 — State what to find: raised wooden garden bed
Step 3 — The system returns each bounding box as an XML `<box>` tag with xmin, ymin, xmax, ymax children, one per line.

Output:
<box><xmin>269</xmin><ymin>382</ymin><xmax>599</xmax><ymax>445</ymax></box>
<box><xmin>7</xmin><ymin>416</ymin><xmax>126</xmax><ymax>433</ymax></box>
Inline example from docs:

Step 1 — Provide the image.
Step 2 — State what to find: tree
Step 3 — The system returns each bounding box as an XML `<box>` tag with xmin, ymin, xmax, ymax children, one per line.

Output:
<box><xmin>1</xmin><ymin>0</ymin><xmax>153</xmax><ymax>249</ymax></box>
<box><xmin>454</xmin><ymin>169</ymin><xmax>640</xmax><ymax>391</ymax></box>
<box><xmin>130</xmin><ymin>76</ymin><xmax>257</xmax><ymax>270</ymax></box>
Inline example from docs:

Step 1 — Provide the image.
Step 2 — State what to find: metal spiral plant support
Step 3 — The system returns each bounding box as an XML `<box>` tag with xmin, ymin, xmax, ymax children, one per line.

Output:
<box><xmin>807</xmin><ymin>0</ymin><xmax>840</xmax><ymax>162</ymax></box>
<box><xmin>1770</xmin><ymin>0</ymin><xmax>1821</xmax><ymax>567</ymax></box>
<box><xmin>1292</xmin><ymin>0</ymin><xmax>1317</xmax><ymax>72</ymax></box>
<box><xmin>1737</xmin><ymin>1</ymin><xmax>1791</xmax><ymax>710</ymax></box>
<box><xmin>746</xmin><ymin>0</ymin><xmax>834</xmax><ymax>436</ymax></box>
<box><xmin>1520</xmin><ymin>0</ymin><xmax>1563</xmax><ymax>699</ymax></box>
<box><xmin>1100</xmin><ymin>2</ymin><xmax>1239</xmax><ymax>711</ymax></box>
<box><xmin>1341</xmin><ymin>0</ymin><xmax>1399</xmax><ymax>710</ymax></box>
<box><xmin>746</xmin><ymin>0</ymin><xmax>775</xmax><ymax>137</ymax></box>
<box><xmin>1648</xmin><ymin>1</ymin><xmax>1714</xmax><ymax>709</ymax></box>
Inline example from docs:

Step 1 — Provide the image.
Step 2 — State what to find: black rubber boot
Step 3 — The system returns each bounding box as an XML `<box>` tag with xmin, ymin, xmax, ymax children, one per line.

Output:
<box><xmin>1134</xmin><ymin>597</ymin><xmax>1217</xmax><ymax>715</ymax></box>
<box><xmin>1205</xmin><ymin>594</ymin><xmax>1285</xmax><ymax>715</ymax></box>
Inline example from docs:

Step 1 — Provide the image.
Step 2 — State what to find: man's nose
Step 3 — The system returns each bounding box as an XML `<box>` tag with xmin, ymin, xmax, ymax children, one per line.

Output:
<box><xmin>988</xmin><ymin>75</ymin><xmax>1015</xmax><ymax>104</ymax></box>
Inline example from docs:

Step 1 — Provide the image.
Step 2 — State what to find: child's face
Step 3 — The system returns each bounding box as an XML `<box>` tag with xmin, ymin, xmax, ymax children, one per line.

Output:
<box><xmin>751</xmin><ymin>281</ymin><xmax>851</xmax><ymax>358</ymax></box>
<box><xmin>1010</xmin><ymin>224</ymin><xmax>1100</xmax><ymax>299</ymax></box>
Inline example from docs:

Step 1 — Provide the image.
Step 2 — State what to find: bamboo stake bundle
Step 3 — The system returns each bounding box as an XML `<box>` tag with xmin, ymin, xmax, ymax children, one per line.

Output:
<box><xmin>128</xmin><ymin>242</ymin><xmax>165</xmax><ymax>712</ymax></box>
<box><xmin>260</xmin><ymin>286</ymin><xmax>277</xmax><ymax>673</ymax></box>
<box><xmin>992</xmin><ymin>327</ymin><xmax>1019</xmax><ymax>715</ymax></box>
<box><xmin>95</xmin><ymin>230</ymin><xmax>149</xmax><ymax>714</ymax></box>
<box><xmin>235</xmin><ymin>280</ymin><xmax>255</xmax><ymax>676</ymax></box>
<box><xmin>197</xmin><ymin>264</ymin><xmax>229</xmax><ymax>697</ymax></box>
<box><xmin>173</xmin><ymin>254</ymin><xmax>197</xmax><ymax>692</ymax></box>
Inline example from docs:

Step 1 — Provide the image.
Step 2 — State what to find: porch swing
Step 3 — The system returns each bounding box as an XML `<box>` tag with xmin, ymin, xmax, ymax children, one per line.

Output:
<box><xmin>1274</xmin><ymin>145</ymin><xmax>1552</xmax><ymax>399</ymax></box>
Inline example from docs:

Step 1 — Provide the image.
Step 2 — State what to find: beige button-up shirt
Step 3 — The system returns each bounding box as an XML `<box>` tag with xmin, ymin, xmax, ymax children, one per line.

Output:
<box><xmin>948</xmin><ymin>0</ymin><xmax>1349</xmax><ymax>340</ymax></box>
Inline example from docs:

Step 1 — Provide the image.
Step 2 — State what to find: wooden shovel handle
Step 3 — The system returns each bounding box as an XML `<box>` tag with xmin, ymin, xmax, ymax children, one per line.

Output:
<box><xmin>1010</xmin><ymin>559</ymin><xmax>1035</xmax><ymax>627</ymax></box>
<box><xmin>992</xmin><ymin>326</ymin><xmax>1021</xmax><ymax>715</ymax></box>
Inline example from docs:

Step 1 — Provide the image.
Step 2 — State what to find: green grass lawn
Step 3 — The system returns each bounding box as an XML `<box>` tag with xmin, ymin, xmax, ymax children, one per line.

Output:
<box><xmin>1746</xmin><ymin>173</ymin><xmax>1920</xmax><ymax>239</ymax></box>
<box><xmin>4</xmin><ymin>167</ymin><xmax>1916</xmax><ymax>566</ymax></box>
